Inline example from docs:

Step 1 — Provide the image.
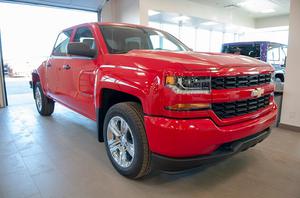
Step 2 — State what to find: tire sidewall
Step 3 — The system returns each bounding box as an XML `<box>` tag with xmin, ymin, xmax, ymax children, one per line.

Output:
<box><xmin>35</xmin><ymin>83</ymin><xmax>45</xmax><ymax>114</ymax></box>
<box><xmin>103</xmin><ymin>104</ymin><xmax>146</xmax><ymax>178</ymax></box>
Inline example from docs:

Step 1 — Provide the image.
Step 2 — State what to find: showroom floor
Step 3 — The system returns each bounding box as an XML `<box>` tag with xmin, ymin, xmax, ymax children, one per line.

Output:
<box><xmin>0</xmin><ymin>103</ymin><xmax>300</xmax><ymax>198</ymax></box>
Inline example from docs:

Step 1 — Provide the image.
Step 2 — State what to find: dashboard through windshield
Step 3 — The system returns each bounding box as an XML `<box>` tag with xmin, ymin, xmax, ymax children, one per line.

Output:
<box><xmin>99</xmin><ymin>25</ymin><xmax>190</xmax><ymax>54</ymax></box>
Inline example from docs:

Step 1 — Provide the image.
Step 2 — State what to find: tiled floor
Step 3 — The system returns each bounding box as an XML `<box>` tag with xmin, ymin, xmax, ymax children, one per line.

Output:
<box><xmin>0</xmin><ymin>101</ymin><xmax>300</xmax><ymax>198</ymax></box>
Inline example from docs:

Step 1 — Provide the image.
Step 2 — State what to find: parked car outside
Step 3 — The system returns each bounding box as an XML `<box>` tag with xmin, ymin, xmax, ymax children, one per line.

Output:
<box><xmin>31</xmin><ymin>23</ymin><xmax>277</xmax><ymax>179</ymax></box>
<box><xmin>3</xmin><ymin>63</ymin><xmax>8</xmax><ymax>75</ymax></box>
<box><xmin>222</xmin><ymin>41</ymin><xmax>287</xmax><ymax>93</ymax></box>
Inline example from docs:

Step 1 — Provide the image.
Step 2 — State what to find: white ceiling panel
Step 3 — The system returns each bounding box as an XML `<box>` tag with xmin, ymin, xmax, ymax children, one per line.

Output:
<box><xmin>0</xmin><ymin>0</ymin><xmax>107</xmax><ymax>12</ymax></box>
<box><xmin>188</xmin><ymin>0</ymin><xmax>290</xmax><ymax>18</ymax></box>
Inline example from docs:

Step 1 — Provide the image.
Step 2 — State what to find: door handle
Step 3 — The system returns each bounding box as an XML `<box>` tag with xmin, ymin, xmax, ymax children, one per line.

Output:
<box><xmin>63</xmin><ymin>64</ymin><xmax>71</xmax><ymax>70</ymax></box>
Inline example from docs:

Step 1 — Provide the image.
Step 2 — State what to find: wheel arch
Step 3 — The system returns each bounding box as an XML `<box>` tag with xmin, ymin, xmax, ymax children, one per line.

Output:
<box><xmin>96</xmin><ymin>88</ymin><xmax>144</xmax><ymax>142</ymax></box>
<box><xmin>32</xmin><ymin>69</ymin><xmax>40</xmax><ymax>99</ymax></box>
<box><xmin>275</xmin><ymin>73</ymin><xmax>284</xmax><ymax>82</ymax></box>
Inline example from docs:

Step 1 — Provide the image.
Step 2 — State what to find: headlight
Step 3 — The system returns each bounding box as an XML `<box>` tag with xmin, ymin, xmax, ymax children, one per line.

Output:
<box><xmin>165</xmin><ymin>76</ymin><xmax>211</xmax><ymax>94</ymax></box>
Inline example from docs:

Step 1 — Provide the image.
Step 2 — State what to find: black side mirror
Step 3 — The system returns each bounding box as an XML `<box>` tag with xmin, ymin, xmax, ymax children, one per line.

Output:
<box><xmin>67</xmin><ymin>42</ymin><xmax>96</xmax><ymax>58</ymax></box>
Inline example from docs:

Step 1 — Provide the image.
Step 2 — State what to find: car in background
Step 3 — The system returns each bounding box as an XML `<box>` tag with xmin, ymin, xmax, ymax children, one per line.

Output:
<box><xmin>222</xmin><ymin>41</ymin><xmax>287</xmax><ymax>93</ymax></box>
<box><xmin>3</xmin><ymin>63</ymin><xmax>8</xmax><ymax>75</ymax></box>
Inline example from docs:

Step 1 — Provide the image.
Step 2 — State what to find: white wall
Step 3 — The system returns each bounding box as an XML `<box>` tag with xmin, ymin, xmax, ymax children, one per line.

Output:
<box><xmin>102</xmin><ymin>0</ymin><xmax>255</xmax><ymax>28</ymax></box>
<box><xmin>280</xmin><ymin>0</ymin><xmax>300</xmax><ymax>127</ymax></box>
<box><xmin>255</xmin><ymin>15</ymin><xmax>289</xmax><ymax>29</ymax></box>
<box><xmin>101</xmin><ymin>0</ymin><xmax>140</xmax><ymax>24</ymax></box>
<box><xmin>101</xmin><ymin>0</ymin><xmax>118</xmax><ymax>22</ymax></box>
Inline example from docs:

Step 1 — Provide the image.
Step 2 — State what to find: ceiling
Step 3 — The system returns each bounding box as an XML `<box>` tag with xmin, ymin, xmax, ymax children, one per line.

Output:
<box><xmin>188</xmin><ymin>0</ymin><xmax>290</xmax><ymax>18</ymax></box>
<box><xmin>0</xmin><ymin>0</ymin><xmax>107</xmax><ymax>12</ymax></box>
<box><xmin>149</xmin><ymin>11</ymin><xmax>252</xmax><ymax>33</ymax></box>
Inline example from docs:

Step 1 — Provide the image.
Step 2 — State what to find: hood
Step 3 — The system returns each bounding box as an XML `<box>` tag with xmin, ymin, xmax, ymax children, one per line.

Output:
<box><xmin>124</xmin><ymin>50</ymin><xmax>270</xmax><ymax>71</ymax></box>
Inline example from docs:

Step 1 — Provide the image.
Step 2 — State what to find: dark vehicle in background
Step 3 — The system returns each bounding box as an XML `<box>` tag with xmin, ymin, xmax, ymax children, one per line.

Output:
<box><xmin>222</xmin><ymin>41</ymin><xmax>287</xmax><ymax>93</ymax></box>
<box><xmin>3</xmin><ymin>63</ymin><xmax>8</xmax><ymax>75</ymax></box>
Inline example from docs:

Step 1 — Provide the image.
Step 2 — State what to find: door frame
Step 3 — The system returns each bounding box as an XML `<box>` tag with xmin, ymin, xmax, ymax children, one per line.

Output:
<box><xmin>0</xmin><ymin>30</ymin><xmax>8</xmax><ymax>107</ymax></box>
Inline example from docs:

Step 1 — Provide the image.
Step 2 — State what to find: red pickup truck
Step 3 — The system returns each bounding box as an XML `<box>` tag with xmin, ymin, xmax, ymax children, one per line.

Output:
<box><xmin>32</xmin><ymin>22</ymin><xmax>277</xmax><ymax>179</ymax></box>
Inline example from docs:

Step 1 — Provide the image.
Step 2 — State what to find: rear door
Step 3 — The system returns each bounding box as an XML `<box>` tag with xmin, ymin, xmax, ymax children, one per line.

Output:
<box><xmin>46</xmin><ymin>30</ymin><xmax>73</xmax><ymax>100</ymax></box>
<box><xmin>58</xmin><ymin>26</ymin><xmax>99</xmax><ymax>119</ymax></box>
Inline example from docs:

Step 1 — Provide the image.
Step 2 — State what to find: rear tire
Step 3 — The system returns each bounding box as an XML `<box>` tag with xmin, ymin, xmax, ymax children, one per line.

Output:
<box><xmin>103</xmin><ymin>102</ymin><xmax>151</xmax><ymax>179</ymax></box>
<box><xmin>34</xmin><ymin>82</ymin><xmax>55</xmax><ymax>116</ymax></box>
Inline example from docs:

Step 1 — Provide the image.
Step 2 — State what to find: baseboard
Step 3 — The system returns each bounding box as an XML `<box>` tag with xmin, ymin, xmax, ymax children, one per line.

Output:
<box><xmin>279</xmin><ymin>123</ymin><xmax>300</xmax><ymax>132</ymax></box>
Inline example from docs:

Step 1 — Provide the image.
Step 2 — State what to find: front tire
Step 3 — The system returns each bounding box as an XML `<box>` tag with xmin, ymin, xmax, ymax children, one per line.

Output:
<box><xmin>103</xmin><ymin>102</ymin><xmax>151</xmax><ymax>179</ymax></box>
<box><xmin>34</xmin><ymin>82</ymin><xmax>55</xmax><ymax>116</ymax></box>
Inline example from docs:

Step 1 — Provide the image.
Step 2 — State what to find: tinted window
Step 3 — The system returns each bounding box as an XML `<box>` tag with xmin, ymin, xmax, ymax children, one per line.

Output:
<box><xmin>222</xmin><ymin>44</ymin><xmax>261</xmax><ymax>59</ymax></box>
<box><xmin>100</xmin><ymin>25</ymin><xmax>189</xmax><ymax>54</ymax></box>
<box><xmin>74</xmin><ymin>27</ymin><xmax>96</xmax><ymax>50</ymax></box>
<box><xmin>52</xmin><ymin>30</ymin><xmax>72</xmax><ymax>56</ymax></box>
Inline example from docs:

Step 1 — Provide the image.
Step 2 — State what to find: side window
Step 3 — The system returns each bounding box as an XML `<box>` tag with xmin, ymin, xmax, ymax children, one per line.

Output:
<box><xmin>52</xmin><ymin>30</ymin><xmax>72</xmax><ymax>56</ymax></box>
<box><xmin>267</xmin><ymin>47</ymin><xmax>280</xmax><ymax>62</ymax></box>
<box><xmin>74</xmin><ymin>27</ymin><xmax>96</xmax><ymax>50</ymax></box>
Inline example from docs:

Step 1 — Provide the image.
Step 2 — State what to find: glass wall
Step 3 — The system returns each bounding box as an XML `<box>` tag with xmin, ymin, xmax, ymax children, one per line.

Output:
<box><xmin>149</xmin><ymin>21</ymin><xmax>288</xmax><ymax>53</ymax></box>
<box><xmin>148</xmin><ymin>21</ymin><xmax>238</xmax><ymax>53</ymax></box>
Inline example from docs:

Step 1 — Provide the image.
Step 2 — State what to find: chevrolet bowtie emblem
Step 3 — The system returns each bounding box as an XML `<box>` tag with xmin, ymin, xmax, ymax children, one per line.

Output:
<box><xmin>251</xmin><ymin>88</ymin><xmax>264</xmax><ymax>98</ymax></box>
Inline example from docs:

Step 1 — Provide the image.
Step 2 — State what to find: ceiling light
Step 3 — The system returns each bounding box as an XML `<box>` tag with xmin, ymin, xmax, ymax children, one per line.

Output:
<box><xmin>261</xmin><ymin>9</ymin><xmax>275</xmax><ymax>13</ymax></box>
<box><xmin>148</xmin><ymin>10</ymin><xmax>160</xmax><ymax>16</ymax></box>
<box><xmin>201</xmin><ymin>21</ymin><xmax>219</xmax><ymax>26</ymax></box>
<box><xmin>238</xmin><ymin>0</ymin><xmax>277</xmax><ymax>13</ymax></box>
<box><xmin>174</xmin><ymin>16</ymin><xmax>190</xmax><ymax>22</ymax></box>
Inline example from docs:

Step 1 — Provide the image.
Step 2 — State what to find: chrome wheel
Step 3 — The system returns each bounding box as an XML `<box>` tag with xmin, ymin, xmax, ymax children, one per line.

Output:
<box><xmin>35</xmin><ymin>87</ymin><xmax>42</xmax><ymax>111</ymax></box>
<box><xmin>106</xmin><ymin>116</ymin><xmax>135</xmax><ymax>168</ymax></box>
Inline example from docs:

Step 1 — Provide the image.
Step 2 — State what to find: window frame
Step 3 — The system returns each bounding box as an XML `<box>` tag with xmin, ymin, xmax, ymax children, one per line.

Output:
<box><xmin>51</xmin><ymin>29</ymin><xmax>73</xmax><ymax>57</ymax></box>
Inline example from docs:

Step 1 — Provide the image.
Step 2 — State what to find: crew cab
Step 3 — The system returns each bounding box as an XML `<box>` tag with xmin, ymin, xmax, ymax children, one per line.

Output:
<box><xmin>32</xmin><ymin>23</ymin><xmax>277</xmax><ymax>179</ymax></box>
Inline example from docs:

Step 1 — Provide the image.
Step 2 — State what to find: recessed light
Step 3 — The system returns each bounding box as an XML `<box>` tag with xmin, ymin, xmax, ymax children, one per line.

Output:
<box><xmin>238</xmin><ymin>0</ymin><xmax>277</xmax><ymax>14</ymax></box>
<box><xmin>201</xmin><ymin>21</ymin><xmax>219</xmax><ymax>26</ymax></box>
<box><xmin>174</xmin><ymin>16</ymin><xmax>190</xmax><ymax>22</ymax></box>
<box><xmin>261</xmin><ymin>9</ymin><xmax>275</xmax><ymax>13</ymax></box>
<box><xmin>148</xmin><ymin>10</ymin><xmax>160</xmax><ymax>16</ymax></box>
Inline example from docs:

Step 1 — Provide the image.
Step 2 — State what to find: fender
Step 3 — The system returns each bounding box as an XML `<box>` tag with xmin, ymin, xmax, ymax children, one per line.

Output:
<box><xmin>32</xmin><ymin>61</ymin><xmax>48</xmax><ymax>94</ymax></box>
<box><xmin>94</xmin><ymin>65</ymin><xmax>162</xmax><ymax>114</ymax></box>
<box><xmin>94</xmin><ymin>64</ymin><xmax>162</xmax><ymax>142</ymax></box>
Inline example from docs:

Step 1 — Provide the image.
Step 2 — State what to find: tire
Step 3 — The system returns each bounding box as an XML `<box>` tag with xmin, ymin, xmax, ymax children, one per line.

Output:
<box><xmin>34</xmin><ymin>82</ymin><xmax>55</xmax><ymax>116</ymax></box>
<box><xmin>103</xmin><ymin>102</ymin><xmax>151</xmax><ymax>179</ymax></box>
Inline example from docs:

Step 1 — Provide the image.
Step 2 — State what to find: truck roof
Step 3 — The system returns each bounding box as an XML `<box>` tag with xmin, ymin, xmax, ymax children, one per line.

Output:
<box><xmin>222</xmin><ymin>41</ymin><xmax>287</xmax><ymax>46</ymax></box>
<box><xmin>63</xmin><ymin>22</ymin><xmax>160</xmax><ymax>32</ymax></box>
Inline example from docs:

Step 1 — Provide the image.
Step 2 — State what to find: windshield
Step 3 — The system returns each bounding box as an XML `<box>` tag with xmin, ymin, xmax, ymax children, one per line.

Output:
<box><xmin>222</xmin><ymin>44</ymin><xmax>261</xmax><ymax>59</ymax></box>
<box><xmin>99</xmin><ymin>25</ymin><xmax>190</xmax><ymax>54</ymax></box>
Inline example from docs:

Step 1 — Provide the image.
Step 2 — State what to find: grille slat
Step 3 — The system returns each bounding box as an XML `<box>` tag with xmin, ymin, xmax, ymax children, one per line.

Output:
<box><xmin>211</xmin><ymin>74</ymin><xmax>271</xmax><ymax>89</ymax></box>
<box><xmin>212</xmin><ymin>95</ymin><xmax>270</xmax><ymax>119</ymax></box>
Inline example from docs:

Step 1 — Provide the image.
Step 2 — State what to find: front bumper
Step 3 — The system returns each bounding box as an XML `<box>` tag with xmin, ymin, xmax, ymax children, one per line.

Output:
<box><xmin>151</xmin><ymin>128</ymin><xmax>270</xmax><ymax>171</ymax></box>
<box><xmin>144</xmin><ymin>103</ymin><xmax>277</xmax><ymax>158</ymax></box>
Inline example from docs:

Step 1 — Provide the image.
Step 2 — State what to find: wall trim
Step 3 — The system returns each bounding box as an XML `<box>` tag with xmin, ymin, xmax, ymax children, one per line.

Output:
<box><xmin>279</xmin><ymin>123</ymin><xmax>300</xmax><ymax>132</ymax></box>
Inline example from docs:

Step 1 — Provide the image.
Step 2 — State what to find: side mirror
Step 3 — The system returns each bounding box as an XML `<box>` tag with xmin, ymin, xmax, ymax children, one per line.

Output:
<box><xmin>67</xmin><ymin>42</ymin><xmax>96</xmax><ymax>58</ymax></box>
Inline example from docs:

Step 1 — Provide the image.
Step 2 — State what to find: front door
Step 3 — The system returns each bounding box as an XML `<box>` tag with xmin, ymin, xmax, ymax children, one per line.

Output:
<box><xmin>46</xmin><ymin>30</ymin><xmax>73</xmax><ymax>100</ymax></box>
<box><xmin>58</xmin><ymin>26</ymin><xmax>99</xmax><ymax>120</ymax></box>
